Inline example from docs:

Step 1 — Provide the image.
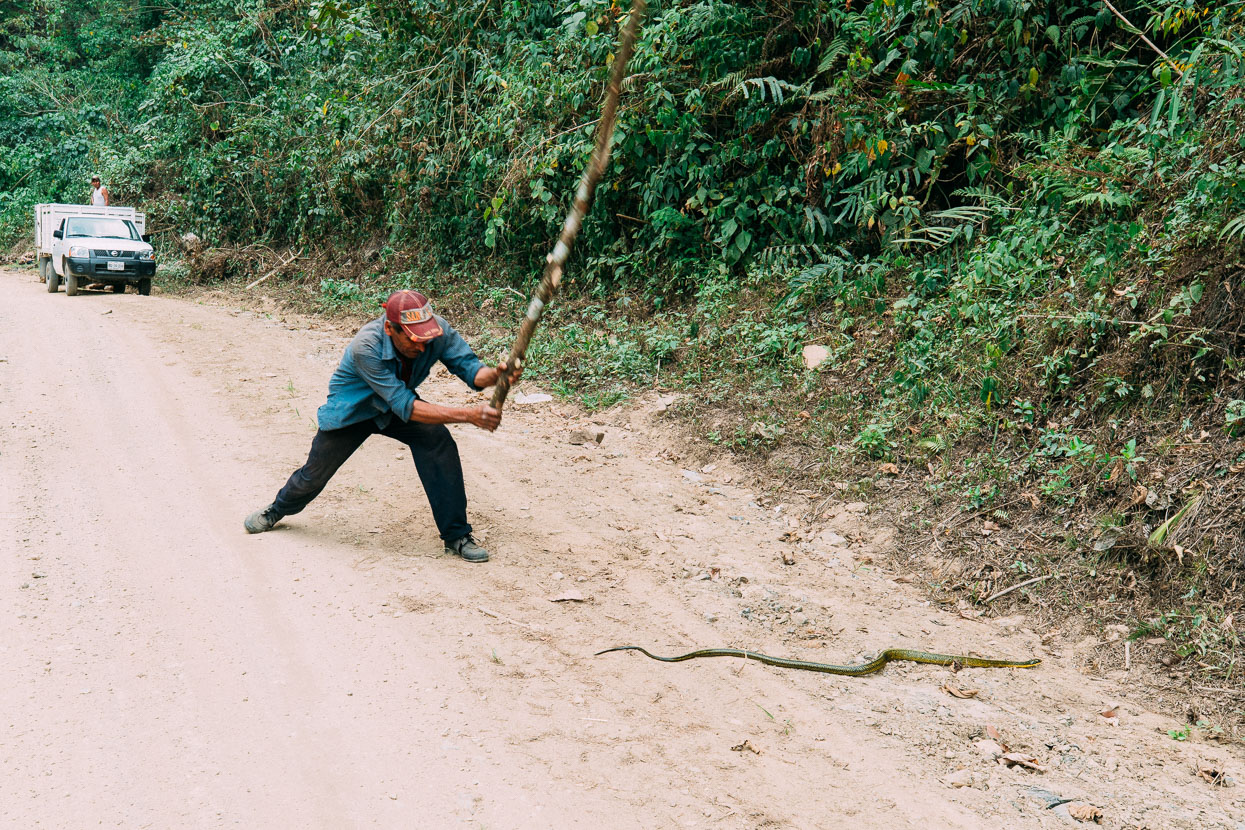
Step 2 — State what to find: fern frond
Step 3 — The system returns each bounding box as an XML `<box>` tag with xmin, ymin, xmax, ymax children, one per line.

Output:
<box><xmin>757</xmin><ymin>243</ymin><xmax>825</xmax><ymax>265</ymax></box>
<box><xmin>951</xmin><ymin>186</ymin><xmax>1009</xmax><ymax>207</ymax></box>
<box><xmin>715</xmin><ymin>76</ymin><xmax>809</xmax><ymax>105</ymax></box>
<box><xmin>925</xmin><ymin>204</ymin><xmax>994</xmax><ymax>223</ymax></box>
<box><xmin>1069</xmin><ymin>190</ymin><xmax>1134</xmax><ymax>208</ymax></box>
<box><xmin>1220</xmin><ymin>213</ymin><xmax>1245</xmax><ymax>243</ymax></box>
<box><xmin>817</xmin><ymin>36</ymin><xmax>850</xmax><ymax>74</ymax></box>
<box><xmin>710</xmin><ymin>69</ymin><xmax>747</xmax><ymax>93</ymax></box>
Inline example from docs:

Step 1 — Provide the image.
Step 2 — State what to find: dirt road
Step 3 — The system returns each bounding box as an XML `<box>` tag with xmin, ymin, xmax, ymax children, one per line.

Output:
<box><xmin>1</xmin><ymin>268</ymin><xmax>1240</xmax><ymax>828</ymax></box>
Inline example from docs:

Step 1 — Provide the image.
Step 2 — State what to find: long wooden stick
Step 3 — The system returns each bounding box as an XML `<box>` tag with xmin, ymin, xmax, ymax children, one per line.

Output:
<box><xmin>491</xmin><ymin>0</ymin><xmax>646</xmax><ymax>409</ymax></box>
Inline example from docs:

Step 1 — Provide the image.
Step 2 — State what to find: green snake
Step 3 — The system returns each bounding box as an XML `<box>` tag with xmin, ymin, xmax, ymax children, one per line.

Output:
<box><xmin>595</xmin><ymin>645</ymin><xmax>1041</xmax><ymax>676</ymax></box>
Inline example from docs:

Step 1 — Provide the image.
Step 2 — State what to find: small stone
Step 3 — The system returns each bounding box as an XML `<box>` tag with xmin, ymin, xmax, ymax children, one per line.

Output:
<box><xmin>802</xmin><ymin>344</ymin><xmax>829</xmax><ymax>370</ymax></box>
<box><xmin>975</xmin><ymin>739</ymin><xmax>1004</xmax><ymax>761</ymax></box>
<box><xmin>845</xmin><ymin>502</ymin><xmax>868</xmax><ymax>514</ymax></box>
<box><xmin>568</xmin><ymin>428</ymin><xmax>605</xmax><ymax>445</ymax></box>
<box><xmin>781</xmin><ymin>551</ymin><xmax>796</xmax><ymax>566</ymax></box>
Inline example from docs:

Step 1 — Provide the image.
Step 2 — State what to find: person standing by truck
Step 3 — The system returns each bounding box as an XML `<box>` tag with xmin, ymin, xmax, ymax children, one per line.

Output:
<box><xmin>89</xmin><ymin>176</ymin><xmax>110</xmax><ymax>206</ymax></box>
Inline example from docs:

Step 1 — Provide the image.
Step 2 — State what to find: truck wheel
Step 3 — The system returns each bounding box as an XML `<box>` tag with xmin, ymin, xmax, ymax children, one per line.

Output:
<box><xmin>137</xmin><ymin>278</ymin><xmax>151</xmax><ymax>296</ymax></box>
<box><xmin>111</xmin><ymin>282</ymin><xmax>125</xmax><ymax>293</ymax></box>
<box><xmin>44</xmin><ymin>259</ymin><xmax>59</xmax><ymax>293</ymax></box>
<box><xmin>65</xmin><ymin>268</ymin><xmax>78</xmax><ymax>297</ymax></box>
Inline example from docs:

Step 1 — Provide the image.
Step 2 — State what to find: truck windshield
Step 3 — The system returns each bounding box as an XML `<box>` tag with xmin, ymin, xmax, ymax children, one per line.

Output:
<box><xmin>64</xmin><ymin>217</ymin><xmax>140</xmax><ymax>240</ymax></box>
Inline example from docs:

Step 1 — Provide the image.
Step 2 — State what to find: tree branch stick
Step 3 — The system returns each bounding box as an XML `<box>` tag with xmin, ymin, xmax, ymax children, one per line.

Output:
<box><xmin>984</xmin><ymin>573</ymin><xmax>1055</xmax><ymax>603</ymax></box>
<box><xmin>1100</xmin><ymin>0</ymin><xmax>1185</xmax><ymax>81</ymax></box>
<box><xmin>245</xmin><ymin>248</ymin><xmax>302</xmax><ymax>290</ymax></box>
<box><xmin>491</xmin><ymin>1</ymin><xmax>646</xmax><ymax>409</ymax></box>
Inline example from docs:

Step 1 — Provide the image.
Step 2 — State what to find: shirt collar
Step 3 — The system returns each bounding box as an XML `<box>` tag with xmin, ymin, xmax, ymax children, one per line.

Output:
<box><xmin>377</xmin><ymin>316</ymin><xmax>398</xmax><ymax>362</ymax></box>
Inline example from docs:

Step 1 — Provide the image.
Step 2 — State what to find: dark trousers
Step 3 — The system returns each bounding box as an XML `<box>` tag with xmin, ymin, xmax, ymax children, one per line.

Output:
<box><xmin>273</xmin><ymin>419</ymin><xmax>472</xmax><ymax>542</ymax></box>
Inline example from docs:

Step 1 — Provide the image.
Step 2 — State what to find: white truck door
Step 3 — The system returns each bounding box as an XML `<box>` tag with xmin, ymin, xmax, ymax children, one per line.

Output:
<box><xmin>50</xmin><ymin>218</ymin><xmax>65</xmax><ymax>273</ymax></box>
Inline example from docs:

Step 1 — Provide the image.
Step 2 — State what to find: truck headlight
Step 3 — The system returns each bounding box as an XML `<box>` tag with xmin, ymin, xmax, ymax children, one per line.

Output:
<box><xmin>69</xmin><ymin>245</ymin><xmax>88</xmax><ymax>258</ymax></box>
<box><xmin>138</xmin><ymin>250</ymin><xmax>155</xmax><ymax>261</ymax></box>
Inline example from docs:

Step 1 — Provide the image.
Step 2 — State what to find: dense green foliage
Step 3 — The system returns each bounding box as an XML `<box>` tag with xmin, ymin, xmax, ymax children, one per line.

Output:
<box><xmin>6</xmin><ymin>1</ymin><xmax>1239</xmax><ymax>274</ymax></box>
<box><xmin>4</xmin><ymin>0</ymin><xmax>1245</xmax><ymax>686</ymax></box>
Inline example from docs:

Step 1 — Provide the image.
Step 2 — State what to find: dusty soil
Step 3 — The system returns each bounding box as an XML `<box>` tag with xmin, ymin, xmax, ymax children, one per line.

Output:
<box><xmin>1</xmin><ymin>267</ymin><xmax>1241</xmax><ymax>829</ymax></box>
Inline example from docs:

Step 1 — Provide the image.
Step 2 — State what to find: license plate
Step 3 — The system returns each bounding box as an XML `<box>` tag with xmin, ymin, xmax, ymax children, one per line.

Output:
<box><xmin>106</xmin><ymin>260</ymin><xmax>125</xmax><ymax>271</ymax></box>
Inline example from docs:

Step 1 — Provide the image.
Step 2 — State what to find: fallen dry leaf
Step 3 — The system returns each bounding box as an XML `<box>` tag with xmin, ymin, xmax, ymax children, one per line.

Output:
<box><xmin>879</xmin><ymin>462</ymin><xmax>900</xmax><ymax>475</ymax></box>
<box><xmin>892</xmin><ymin>574</ymin><xmax>914</xmax><ymax>584</ymax></box>
<box><xmin>999</xmin><ymin>752</ymin><xmax>1046</xmax><ymax>772</ymax></box>
<box><xmin>1066</xmin><ymin>802</ymin><xmax>1103</xmax><ymax>823</ymax></box>
<box><xmin>942</xmin><ymin>682</ymin><xmax>980</xmax><ymax>699</ymax></box>
<box><xmin>1105</xmin><ymin>459</ymin><xmax>1125</xmax><ymax>488</ymax></box>
<box><xmin>1231</xmin><ymin>460</ymin><xmax>1245</xmax><ymax>474</ymax></box>
<box><xmin>731</xmin><ymin>739</ymin><xmax>761</xmax><ymax>755</ymax></box>
<box><xmin>1020</xmin><ymin>491</ymin><xmax>1041</xmax><ymax>508</ymax></box>
<box><xmin>1196</xmin><ymin>761</ymin><xmax>1233</xmax><ymax>787</ymax></box>
<box><xmin>985</xmin><ymin>724</ymin><xmax>1004</xmax><ymax>744</ymax></box>
<box><xmin>1099</xmin><ymin>705</ymin><xmax>1119</xmax><ymax>719</ymax></box>
<box><xmin>980</xmin><ymin>520</ymin><xmax>1000</xmax><ymax>536</ymax></box>
<box><xmin>549</xmin><ymin>590</ymin><xmax>587</xmax><ymax>603</ymax></box>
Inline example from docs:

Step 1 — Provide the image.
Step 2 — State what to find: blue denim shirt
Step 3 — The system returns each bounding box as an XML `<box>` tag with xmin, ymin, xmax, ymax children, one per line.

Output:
<box><xmin>316</xmin><ymin>316</ymin><xmax>487</xmax><ymax>431</ymax></box>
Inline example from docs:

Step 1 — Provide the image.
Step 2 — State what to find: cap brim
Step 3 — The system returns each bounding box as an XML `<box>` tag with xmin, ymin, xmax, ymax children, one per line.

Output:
<box><xmin>401</xmin><ymin>318</ymin><xmax>443</xmax><ymax>342</ymax></box>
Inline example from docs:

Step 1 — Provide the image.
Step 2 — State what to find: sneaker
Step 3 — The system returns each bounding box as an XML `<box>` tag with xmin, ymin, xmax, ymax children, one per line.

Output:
<box><xmin>445</xmin><ymin>534</ymin><xmax>489</xmax><ymax>563</ymax></box>
<box><xmin>244</xmin><ymin>504</ymin><xmax>284</xmax><ymax>534</ymax></box>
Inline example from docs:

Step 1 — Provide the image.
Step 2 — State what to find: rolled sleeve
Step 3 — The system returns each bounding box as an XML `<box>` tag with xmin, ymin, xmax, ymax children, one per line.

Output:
<box><xmin>436</xmin><ymin>321</ymin><xmax>488</xmax><ymax>390</ymax></box>
<box><xmin>352</xmin><ymin>341</ymin><xmax>418</xmax><ymax>421</ymax></box>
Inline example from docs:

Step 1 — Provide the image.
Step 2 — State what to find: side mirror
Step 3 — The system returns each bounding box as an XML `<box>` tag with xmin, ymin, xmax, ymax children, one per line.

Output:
<box><xmin>53</xmin><ymin>229</ymin><xmax>63</xmax><ymax>239</ymax></box>
<box><xmin>142</xmin><ymin>234</ymin><xmax>151</xmax><ymax>243</ymax></box>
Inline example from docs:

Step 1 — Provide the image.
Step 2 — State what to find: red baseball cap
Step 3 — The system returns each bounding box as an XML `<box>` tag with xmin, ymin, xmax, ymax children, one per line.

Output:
<box><xmin>382</xmin><ymin>290</ymin><xmax>443</xmax><ymax>341</ymax></box>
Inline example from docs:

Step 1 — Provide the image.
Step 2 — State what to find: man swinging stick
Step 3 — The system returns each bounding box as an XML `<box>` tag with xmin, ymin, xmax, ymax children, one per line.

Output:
<box><xmin>243</xmin><ymin>289</ymin><xmax>518</xmax><ymax>563</ymax></box>
<box><xmin>245</xmin><ymin>0</ymin><xmax>646</xmax><ymax>564</ymax></box>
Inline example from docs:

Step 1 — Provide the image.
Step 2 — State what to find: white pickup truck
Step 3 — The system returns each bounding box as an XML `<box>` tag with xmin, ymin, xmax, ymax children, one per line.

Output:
<box><xmin>35</xmin><ymin>204</ymin><xmax>156</xmax><ymax>296</ymax></box>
